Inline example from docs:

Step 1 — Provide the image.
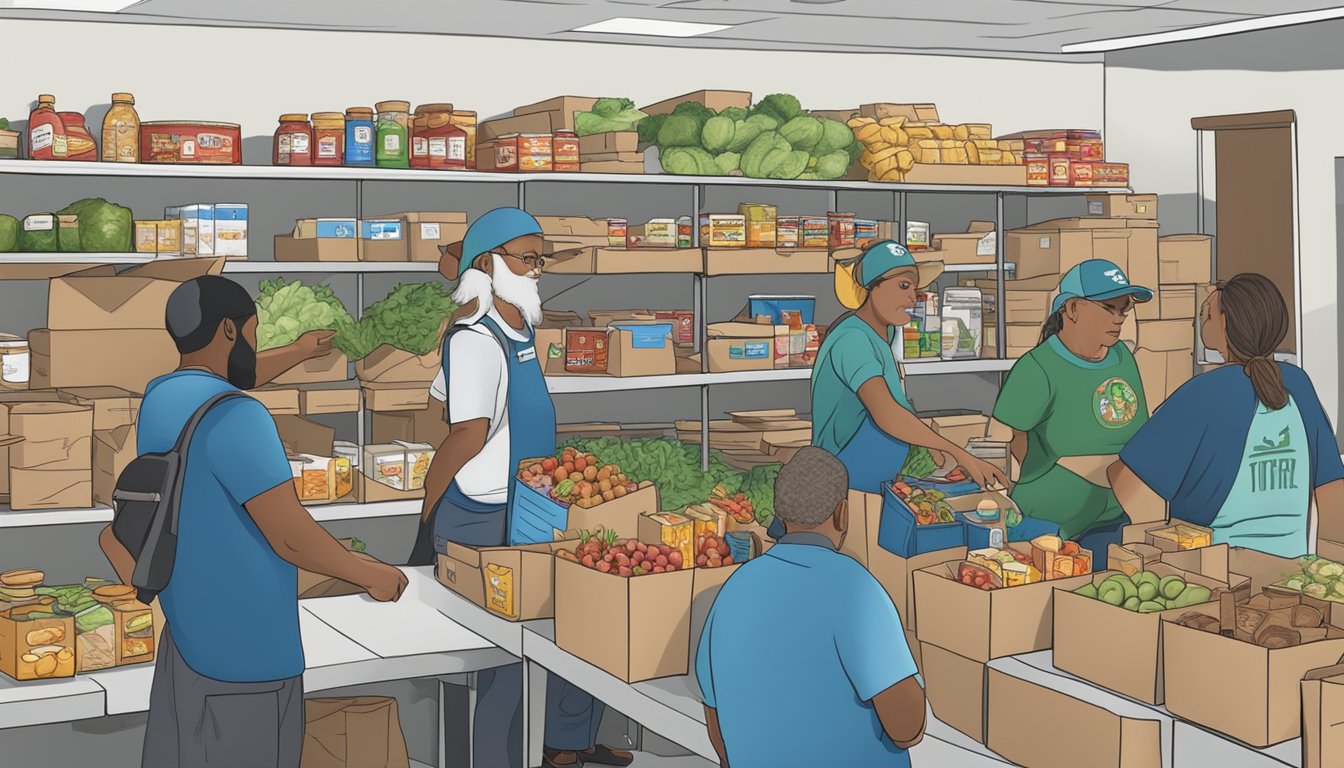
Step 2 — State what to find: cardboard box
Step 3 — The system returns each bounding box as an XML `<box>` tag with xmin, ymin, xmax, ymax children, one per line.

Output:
<box><xmin>436</xmin><ymin>541</ymin><xmax>573</xmax><ymax>621</ymax></box>
<box><xmin>902</xmin><ymin>164</ymin><xmax>1028</xmax><ymax>186</ymax></box>
<box><xmin>251</xmin><ymin>387</ymin><xmax>300</xmax><ymax>415</ymax></box>
<box><xmin>0</xmin><ymin>604</ymin><xmax>77</xmax><ymax>681</ymax></box>
<box><xmin>5</xmin><ymin>402</ymin><xmax>93</xmax><ymax>510</ymax></box>
<box><xmin>1004</xmin><ymin>323</ymin><xmax>1042</xmax><ymax>358</ymax></box>
<box><xmin>269</xmin><ymin>351</ymin><xmax>349</xmax><ymax>386</ymax></box>
<box><xmin>1159</xmin><ymin>235</ymin><xmax>1213</xmax><ymax>284</ymax></box>
<box><xmin>374</xmin><ymin>211</ymin><xmax>468</xmax><ymax>263</ymax></box>
<box><xmin>354</xmin><ymin>472</ymin><xmax>423</xmax><ymax>503</ymax></box>
<box><xmin>47</xmin><ymin>259</ymin><xmax>223</xmax><ymax>331</ymax></box>
<box><xmin>579</xmin><ymin>161</ymin><xmax>646</xmax><ymax>175</ymax></box>
<box><xmin>1136</xmin><ymin>319</ymin><xmax>1195</xmax><ymax>353</ymax></box>
<box><xmin>1158</xmin><ymin>284</ymin><xmax>1197</xmax><ymax>320</ymax></box>
<box><xmin>362</xmin><ymin>383</ymin><xmax>430</xmax><ymax>413</ymax></box>
<box><xmin>859</xmin><ymin>103</ymin><xmax>941</xmax><ymax>123</ymax></box>
<box><xmin>922</xmin><ymin>643</ymin><xmax>988</xmax><ymax>743</ymax></box>
<box><xmin>544</xmin><ymin>246</ymin><xmax>703</xmax><ymax>275</ymax></box>
<box><xmin>29</xmin><ymin>329</ymin><xmax>178</xmax><ymax>393</ymax></box>
<box><xmin>642</xmin><ymin>90</ymin><xmax>751</xmax><ymax>117</ymax></box>
<box><xmin>931</xmin><ymin>223</ymin><xmax>997</xmax><ymax>265</ymax></box>
<box><xmin>356</xmin><ymin>340</ymin><xmax>443</xmax><ymax>385</ymax></box>
<box><xmin>605</xmin><ymin>324</ymin><xmax>676</xmax><ymax>378</ymax></box>
<box><xmin>971</xmin><ymin>276</ymin><xmax>1058</xmax><ymax>326</ymax></box>
<box><xmin>554</xmin><ymin>557</ymin><xmax>694</xmax><ymax>682</ymax></box>
<box><xmin>370</xmin><ymin>401</ymin><xmax>448</xmax><ymax>448</ymax></box>
<box><xmin>299</xmin><ymin>384</ymin><xmax>361</xmax><ymax>415</ymax></box>
<box><xmin>274</xmin><ymin>235</ymin><xmax>358</xmax><ymax>262</ymax></box>
<box><xmin>359</xmin><ymin>219</ymin><xmax>409</xmax><ymax>262</ymax></box>
<box><xmin>703</xmin><ymin>248</ymin><xmax>829</xmax><ymax>276</ymax></box>
<box><xmin>1053</xmin><ymin>548</ymin><xmax>1238</xmax><ymax>705</ymax></box>
<box><xmin>927</xmin><ymin>414</ymin><xmax>989</xmax><ymax>449</ymax></box>
<box><xmin>479</xmin><ymin>111</ymin><xmax>567</xmax><ymax>143</ymax></box>
<box><xmin>914</xmin><ymin>551</ymin><xmax>1092</xmax><ymax>662</ymax></box>
<box><xmin>1135</xmin><ymin>348</ymin><xmax>1194</xmax><ymax>407</ymax></box>
<box><xmin>704</xmin><ymin>323</ymin><xmax>779</xmax><ymax>373</ymax></box>
<box><xmin>1006</xmin><ymin>228</ymin><xmax>1095</xmax><ymax>280</ymax></box>
<box><xmin>1303</xmin><ymin>666</ymin><xmax>1344</xmax><ymax>768</ymax></box>
<box><xmin>987</xmin><ymin>661</ymin><xmax>1163</xmax><ymax>768</ymax></box>
<box><xmin>56</xmin><ymin>387</ymin><xmax>140</xmax><ymax>431</ymax></box>
<box><xmin>581</xmin><ymin>152</ymin><xmax>644</xmax><ymax>164</ymax></box>
<box><xmin>512</xmin><ymin>96</ymin><xmax>599</xmax><ymax>128</ymax></box>
<box><xmin>1086</xmin><ymin>193</ymin><xmax>1158</xmax><ymax>220</ymax></box>
<box><xmin>92</xmin><ymin>424</ymin><xmax>136</xmax><ymax>508</ymax></box>
<box><xmin>0</xmin><ymin>391</ymin><xmax>61</xmax><ymax>501</ymax></box>
<box><xmin>579</xmin><ymin>132</ymin><xmax>639</xmax><ymax>155</ymax></box>
<box><xmin>1121</xmin><ymin>518</ymin><xmax>1212</xmax><ymax>553</ymax></box>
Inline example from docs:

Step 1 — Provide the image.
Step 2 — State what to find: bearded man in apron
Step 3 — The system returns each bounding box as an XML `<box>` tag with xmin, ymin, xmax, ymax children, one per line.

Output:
<box><xmin>410</xmin><ymin>208</ymin><xmax>633</xmax><ymax>768</ymax></box>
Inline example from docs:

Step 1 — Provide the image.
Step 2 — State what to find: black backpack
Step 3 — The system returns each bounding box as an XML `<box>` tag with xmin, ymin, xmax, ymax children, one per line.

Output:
<box><xmin>111</xmin><ymin>391</ymin><xmax>248</xmax><ymax>605</ymax></box>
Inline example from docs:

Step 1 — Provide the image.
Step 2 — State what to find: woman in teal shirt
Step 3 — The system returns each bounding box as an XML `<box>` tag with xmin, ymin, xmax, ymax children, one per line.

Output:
<box><xmin>810</xmin><ymin>240</ymin><xmax>1008</xmax><ymax>495</ymax></box>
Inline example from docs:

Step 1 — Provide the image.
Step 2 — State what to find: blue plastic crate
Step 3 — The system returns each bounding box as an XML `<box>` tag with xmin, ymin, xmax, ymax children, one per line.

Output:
<box><xmin>877</xmin><ymin>482</ymin><xmax>968</xmax><ymax>557</ymax></box>
<box><xmin>961</xmin><ymin>513</ymin><xmax>1061</xmax><ymax>551</ymax></box>
<box><xmin>508</xmin><ymin>480</ymin><xmax>568</xmax><ymax>545</ymax></box>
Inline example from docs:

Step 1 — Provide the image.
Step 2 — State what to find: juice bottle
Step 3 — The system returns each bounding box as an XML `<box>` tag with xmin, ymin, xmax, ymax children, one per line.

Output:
<box><xmin>375</xmin><ymin>100</ymin><xmax>410</xmax><ymax>169</ymax></box>
<box><xmin>101</xmin><ymin>92</ymin><xmax>140</xmax><ymax>163</ymax></box>
<box><xmin>28</xmin><ymin>95</ymin><xmax>67</xmax><ymax>160</ymax></box>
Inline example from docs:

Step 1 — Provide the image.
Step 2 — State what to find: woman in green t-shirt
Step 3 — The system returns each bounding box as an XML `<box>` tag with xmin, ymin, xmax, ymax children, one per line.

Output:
<box><xmin>992</xmin><ymin>259</ymin><xmax>1154</xmax><ymax>560</ymax></box>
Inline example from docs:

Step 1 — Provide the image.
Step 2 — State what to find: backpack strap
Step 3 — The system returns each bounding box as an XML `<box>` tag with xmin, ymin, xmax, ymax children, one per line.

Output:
<box><xmin>172</xmin><ymin>390</ymin><xmax>249</xmax><ymax>454</ymax></box>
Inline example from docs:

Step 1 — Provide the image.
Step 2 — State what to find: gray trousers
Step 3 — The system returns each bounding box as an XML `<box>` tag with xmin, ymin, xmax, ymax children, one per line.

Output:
<box><xmin>474</xmin><ymin>663</ymin><xmax>606</xmax><ymax>767</ymax></box>
<box><xmin>142</xmin><ymin>625</ymin><xmax>304</xmax><ymax>768</ymax></box>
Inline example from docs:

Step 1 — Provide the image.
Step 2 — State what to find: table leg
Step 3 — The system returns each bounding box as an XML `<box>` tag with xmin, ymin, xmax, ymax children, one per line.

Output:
<box><xmin>521</xmin><ymin>661</ymin><xmax>532</xmax><ymax>768</ymax></box>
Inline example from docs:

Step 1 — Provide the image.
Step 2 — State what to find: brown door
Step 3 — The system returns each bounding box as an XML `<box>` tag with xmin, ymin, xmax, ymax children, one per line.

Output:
<box><xmin>1193</xmin><ymin>110</ymin><xmax>1297</xmax><ymax>353</ymax></box>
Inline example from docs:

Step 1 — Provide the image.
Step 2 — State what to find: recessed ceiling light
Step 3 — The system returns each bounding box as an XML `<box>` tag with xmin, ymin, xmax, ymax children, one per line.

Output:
<box><xmin>573</xmin><ymin>17</ymin><xmax>734</xmax><ymax>38</ymax></box>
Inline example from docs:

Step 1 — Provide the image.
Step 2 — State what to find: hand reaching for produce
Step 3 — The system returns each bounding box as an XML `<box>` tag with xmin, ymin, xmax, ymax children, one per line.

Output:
<box><xmin>954</xmin><ymin>450</ymin><xmax>1010</xmax><ymax>492</ymax></box>
<box><xmin>295</xmin><ymin>329</ymin><xmax>335</xmax><ymax>360</ymax></box>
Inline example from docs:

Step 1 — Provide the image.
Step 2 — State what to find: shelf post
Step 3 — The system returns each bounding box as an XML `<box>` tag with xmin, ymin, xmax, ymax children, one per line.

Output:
<box><xmin>517</xmin><ymin>180</ymin><xmax>525</xmax><ymax>210</ymax></box>
<box><xmin>995</xmin><ymin>192</ymin><xmax>1006</xmax><ymax>360</ymax></box>
<box><xmin>700</xmin><ymin>384</ymin><xmax>711</xmax><ymax>471</ymax></box>
<box><xmin>896</xmin><ymin>191</ymin><xmax>906</xmax><ymax>243</ymax></box>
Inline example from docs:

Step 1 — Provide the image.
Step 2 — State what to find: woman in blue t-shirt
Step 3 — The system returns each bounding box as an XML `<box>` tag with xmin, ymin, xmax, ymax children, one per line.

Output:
<box><xmin>1110</xmin><ymin>274</ymin><xmax>1344</xmax><ymax>558</ymax></box>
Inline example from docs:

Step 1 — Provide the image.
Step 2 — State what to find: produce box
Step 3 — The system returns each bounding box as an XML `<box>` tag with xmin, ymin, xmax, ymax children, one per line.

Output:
<box><xmin>510</xmin><ymin>474</ymin><xmax>655</xmax><ymax>547</ymax></box>
<box><xmin>1054</xmin><ymin>547</ymin><xmax>1240</xmax><ymax>705</ymax></box>
<box><xmin>690</xmin><ymin>562</ymin><xmax>741</xmax><ymax>667</ymax></box>
<box><xmin>29</xmin><ymin>328</ymin><xmax>178</xmax><ymax>392</ymax></box>
<box><xmin>362</xmin><ymin>382</ymin><xmax>430</xmax><ymax>412</ymax></box>
<box><xmin>1123</xmin><ymin>518</ymin><xmax>1213</xmax><ymax>554</ymax></box>
<box><xmin>914</xmin><ymin>543</ymin><xmax>1093</xmax><ymax>663</ymax></box>
<box><xmin>356</xmin><ymin>331</ymin><xmax>444</xmax><ymax>385</ymax></box>
<box><xmin>641</xmin><ymin>90</ymin><xmax>751</xmax><ymax>118</ymax></box>
<box><xmin>1303</xmin><ymin>664</ymin><xmax>1344</xmax><ymax>768</ymax></box>
<box><xmin>1162</xmin><ymin>547</ymin><xmax>1344</xmax><ymax>747</ymax></box>
<box><xmin>554</xmin><ymin>554</ymin><xmax>694</xmax><ymax>683</ymax></box>
<box><xmin>436</xmin><ymin>540</ymin><xmax>573</xmax><ymax>621</ymax></box>
<box><xmin>1086</xmin><ymin>193</ymin><xmax>1158</xmax><ymax>220</ymax></box>
<box><xmin>922</xmin><ymin>642</ymin><xmax>989</xmax><ymax>743</ymax></box>
<box><xmin>46</xmin><ymin>258</ymin><xmax>223</xmax><ymax>331</ymax></box>
<box><xmin>0</xmin><ymin>602</ymin><xmax>76</xmax><ymax>681</ymax></box>
<box><xmin>270</xmin><ymin>351</ymin><xmax>349</xmax><ymax>386</ymax></box>
<box><xmin>704</xmin><ymin>323</ymin><xmax>779</xmax><ymax>373</ymax></box>
<box><xmin>986</xmin><ymin>657</ymin><xmax>1163</xmax><ymax>768</ymax></box>
<box><xmin>274</xmin><ymin>234</ymin><xmax>358</xmax><ymax>262</ymax></box>
<box><xmin>299</xmin><ymin>383</ymin><xmax>361</xmax><ymax>415</ymax></box>
<box><xmin>702</xmin><ymin>248</ymin><xmax>829</xmax><ymax>276</ymax></box>
<box><xmin>877</xmin><ymin>481</ymin><xmax>967</xmax><ymax>557</ymax></box>
<box><xmin>1159</xmin><ymin>235</ymin><xmax>1213</xmax><ymax>284</ymax></box>
<box><xmin>251</xmin><ymin>386</ymin><xmax>300</xmax><ymax>415</ymax></box>
<box><xmin>3</xmin><ymin>401</ymin><xmax>92</xmax><ymax>510</ymax></box>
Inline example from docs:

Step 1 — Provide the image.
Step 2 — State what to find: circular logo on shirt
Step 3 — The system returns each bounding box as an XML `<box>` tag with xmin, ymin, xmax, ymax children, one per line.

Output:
<box><xmin>1094</xmin><ymin>377</ymin><xmax>1139</xmax><ymax>428</ymax></box>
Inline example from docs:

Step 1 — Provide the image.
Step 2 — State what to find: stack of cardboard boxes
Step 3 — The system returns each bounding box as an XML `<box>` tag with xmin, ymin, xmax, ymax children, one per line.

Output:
<box><xmin>275</xmin><ymin>212</ymin><xmax>469</xmax><ymax>263</ymax></box>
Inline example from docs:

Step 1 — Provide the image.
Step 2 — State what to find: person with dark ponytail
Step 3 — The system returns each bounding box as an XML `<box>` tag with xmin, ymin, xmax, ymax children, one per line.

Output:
<box><xmin>1111</xmin><ymin>273</ymin><xmax>1344</xmax><ymax>557</ymax></box>
<box><xmin>991</xmin><ymin>259</ymin><xmax>1154</xmax><ymax>562</ymax></box>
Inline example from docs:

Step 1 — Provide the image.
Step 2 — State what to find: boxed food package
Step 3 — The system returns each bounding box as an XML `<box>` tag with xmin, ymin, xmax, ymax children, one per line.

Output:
<box><xmin>361</xmin><ymin>443</ymin><xmax>408</xmax><ymax>491</ymax></box>
<box><xmin>704</xmin><ymin>322</ymin><xmax>780</xmax><ymax>373</ymax></box>
<box><xmin>642</xmin><ymin>90</ymin><xmax>751</xmax><ymax>117</ymax></box>
<box><xmin>1028</xmin><ymin>534</ymin><xmax>1094</xmax><ymax>581</ymax></box>
<box><xmin>1125</xmin><ymin>519</ymin><xmax>1213</xmax><ymax>553</ymax></box>
<box><xmin>359</xmin><ymin>219</ymin><xmax>408</xmax><ymax>262</ymax></box>
<box><xmin>0</xmin><ymin>603</ymin><xmax>76</xmax><ymax>680</ymax></box>
<box><xmin>3</xmin><ymin>401</ymin><xmax>92</xmax><ymax>510</ymax></box>
<box><xmin>914</xmin><ymin>543</ymin><xmax>1093</xmax><ymax>663</ymax></box>
<box><xmin>639</xmin><ymin>511</ymin><xmax>696</xmax><ymax>570</ymax></box>
<box><xmin>922</xmin><ymin>642</ymin><xmax>989</xmax><ymax>743</ymax></box>
<box><xmin>1163</xmin><ymin>547</ymin><xmax>1344</xmax><ymax>747</ymax></box>
<box><xmin>554</xmin><ymin>554</ymin><xmax>694</xmax><ymax>682</ymax></box>
<box><xmin>607</xmin><ymin>323</ymin><xmax>676</xmax><ymax>377</ymax></box>
<box><xmin>1054</xmin><ymin>546</ymin><xmax>1240</xmax><ymax>705</ymax></box>
<box><xmin>436</xmin><ymin>540</ymin><xmax>574</xmax><ymax>621</ymax></box>
<box><xmin>1086</xmin><ymin>193</ymin><xmax>1158</xmax><ymax>220</ymax></box>
<box><xmin>931</xmin><ymin>222</ymin><xmax>996</xmax><ymax>265</ymax></box>
<box><xmin>1159</xmin><ymin>235</ymin><xmax>1213</xmax><ymax>284</ymax></box>
<box><xmin>563</xmin><ymin>327</ymin><xmax>609</xmax><ymax>374</ymax></box>
<box><xmin>378</xmin><ymin>211</ymin><xmax>469</xmax><ymax>263</ymax></box>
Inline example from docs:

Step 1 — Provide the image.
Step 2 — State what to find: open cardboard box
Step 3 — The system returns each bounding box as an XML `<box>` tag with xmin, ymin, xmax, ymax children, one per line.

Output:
<box><xmin>436</xmin><ymin>540</ymin><xmax>574</xmax><ymax>621</ymax></box>
<box><xmin>1303</xmin><ymin>661</ymin><xmax>1344</xmax><ymax>768</ymax></box>
<box><xmin>270</xmin><ymin>352</ymin><xmax>350</xmax><ymax>386</ymax></box>
<box><xmin>46</xmin><ymin>257</ymin><xmax>224</xmax><ymax>331</ymax></box>
<box><xmin>1162</xmin><ymin>546</ymin><xmax>1344</xmax><ymax>747</ymax></box>
<box><xmin>355</xmin><ymin>321</ymin><xmax>446</xmax><ymax>386</ymax></box>
<box><xmin>554</xmin><ymin>555</ymin><xmax>694</xmax><ymax>683</ymax></box>
<box><xmin>1053</xmin><ymin>544</ymin><xmax>1244</xmax><ymax>705</ymax></box>
<box><xmin>1123</xmin><ymin>518</ymin><xmax>1214</xmax><ymax>554</ymax></box>
<box><xmin>914</xmin><ymin>542</ymin><xmax>1093</xmax><ymax>663</ymax></box>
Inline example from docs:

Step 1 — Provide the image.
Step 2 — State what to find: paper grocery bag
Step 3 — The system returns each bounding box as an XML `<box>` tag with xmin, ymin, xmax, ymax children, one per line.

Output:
<box><xmin>1303</xmin><ymin>661</ymin><xmax>1344</xmax><ymax>768</ymax></box>
<box><xmin>302</xmin><ymin>697</ymin><xmax>410</xmax><ymax>768</ymax></box>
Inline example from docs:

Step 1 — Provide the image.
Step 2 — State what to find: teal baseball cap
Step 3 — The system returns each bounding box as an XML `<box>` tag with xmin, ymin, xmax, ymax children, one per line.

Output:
<box><xmin>1050</xmin><ymin>259</ymin><xmax>1154</xmax><ymax>315</ymax></box>
<box><xmin>458</xmin><ymin>207</ymin><xmax>544</xmax><ymax>278</ymax></box>
<box><xmin>843</xmin><ymin>239</ymin><xmax>944</xmax><ymax>289</ymax></box>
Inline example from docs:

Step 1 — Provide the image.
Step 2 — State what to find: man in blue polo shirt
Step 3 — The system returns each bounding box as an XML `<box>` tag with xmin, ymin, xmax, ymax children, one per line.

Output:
<box><xmin>99</xmin><ymin>276</ymin><xmax>408</xmax><ymax>768</ymax></box>
<box><xmin>695</xmin><ymin>447</ymin><xmax>926</xmax><ymax>767</ymax></box>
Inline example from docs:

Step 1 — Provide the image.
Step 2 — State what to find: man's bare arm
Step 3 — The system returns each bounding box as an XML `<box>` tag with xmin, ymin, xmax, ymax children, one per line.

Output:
<box><xmin>98</xmin><ymin>525</ymin><xmax>135</xmax><ymax>585</ymax></box>
<box><xmin>704</xmin><ymin>706</ymin><xmax>730</xmax><ymax>767</ymax></box>
<box><xmin>872</xmin><ymin>675</ymin><xmax>927</xmax><ymax>750</ymax></box>
<box><xmin>420</xmin><ymin>419</ymin><xmax>489</xmax><ymax>522</ymax></box>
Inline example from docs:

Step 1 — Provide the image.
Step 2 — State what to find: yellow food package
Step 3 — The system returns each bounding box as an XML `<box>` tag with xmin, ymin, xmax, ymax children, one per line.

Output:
<box><xmin>485</xmin><ymin>563</ymin><xmax>517</xmax><ymax>620</ymax></box>
<box><xmin>640</xmin><ymin>512</ymin><xmax>695</xmax><ymax>567</ymax></box>
<box><xmin>968</xmin><ymin>549</ymin><xmax>1005</xmax><ymax>579</ymax></box>
<box><xmin>1174</xmin><ymin>524</ymin><xmax>1213</xmax><ymax>550</ymax></box>
<box><xmin>1003</xmin><ymin>561</ymin><xmax>1031</xmax><ymax>587</ymax></box>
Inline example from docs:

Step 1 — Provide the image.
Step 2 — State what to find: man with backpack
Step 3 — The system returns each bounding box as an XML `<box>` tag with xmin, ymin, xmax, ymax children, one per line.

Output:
<box><xmin>98</xmin><ymin>275</ymin><xmax>408</xmax><ymax>768</ymax></box>
<box><xmin>410</xmin><ymin>208</ymin><xmax>632</xmax><ymax>768</ymax></box>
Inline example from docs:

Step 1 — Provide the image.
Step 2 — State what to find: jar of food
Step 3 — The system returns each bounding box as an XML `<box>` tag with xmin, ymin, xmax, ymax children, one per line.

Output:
<box><xmin>552</xmin><ymin>130</ymin><xmax>580</xmax><ymax>172</ymax></box>
<box><xmin>28</xmin><ymin>95</ymin><xmax>67</xmax><ymax>160</ymax></box>
<box><xmin>677</xmin><ymin>216</ymin><xmax>693</xmax><ymax>248</ymax></box>
<box><xmin>492</xmin><ymin>135</ymin><xmax>519</xmax><ymax>172</ymax></box>
<box><xmin>411</xmin><ymin>104</ymin><xmax>466</xmax><ymax>170</ymax></box>
<box><xmin>273</xmin><ymin>114</ymin><xmax>312</xmax><ymax>166</ymax></box>
<box><xmin>111</xmin><ymin>600</ymin><xmax>155</xmax><ymax>664</ymax></box>
<box><xmin>101</xmin><ymin>92</ymin><xmax>140</xmax><ymax>163</ymax></box>
<box><xmin>0</xmin><ymin>334</ymin><xmax>28</xmax><ymax>388</ymax></box>
<box><xmin>310</xmin><ymin>112</ymin><xmax>345</xmax><ymax>166</ymax></box>
<box><xmin>451</xmin><ymin>111</ymin><xmax>477</xmax><ymax>169</ymax></box>
<box><xmin>607</xmin><ymin>218</ymin><xmax>628</xmax><ymax>247</ymax></box>
<box><xmin>941</xmin><ymin>287</ymin><xmax>983</xmax><ymax>360</ymax></box>
<box><xmin>344</xmin><ymin>107</ymin><xmax>376</xmax><ymax>167</ymax></box>
<box><xmin>375</xmin><ymin>100</ymin><xmax>411</xmax><ymax>169</ymax></box>
<box><xmin>517</xmin><ymin>134</ymin><xmax>553</xmax><ymax>172</ymax></box>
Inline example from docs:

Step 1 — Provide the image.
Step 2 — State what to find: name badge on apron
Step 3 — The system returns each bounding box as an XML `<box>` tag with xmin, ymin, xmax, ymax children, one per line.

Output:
<box><xmin>516</xmin><ymin>347</ymin><xmax>537</xmax><ymax>363</ymax></box>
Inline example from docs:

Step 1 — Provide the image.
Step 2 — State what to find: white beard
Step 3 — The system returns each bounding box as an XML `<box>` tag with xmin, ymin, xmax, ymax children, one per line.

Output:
<box><xmin>450</xmin><ymin>253</ymin><xmax>543</xmax><ymax>328</ymax></box>
<box><xmin>489</xmin><ymin>253</ymin><xmax>544</xmax><ymax>327</ymax></box>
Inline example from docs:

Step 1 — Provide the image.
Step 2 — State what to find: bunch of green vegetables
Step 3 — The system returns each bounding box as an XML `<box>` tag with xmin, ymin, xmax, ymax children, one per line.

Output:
<box><xmin>348</xmin><ymin>282</ymin><xmax>459</xmax><ymax>359</ymax></box>
<box><xmin>740</xmin><ymin>463</ymin><xmax>780</xmax><ymax>526</ymax></box>
<box><xmin>640</xmin><ymin>94</ymin><xmax>858</xmax><ymax>180</ymax></box>
<box><xmin>255</xmin><ymin>278</ymin><xmax>361</xmax><ymax>357</ymax></box>
<box><xmin>1276</xmin><ymin>556</ymin><xmax>1344</xmax><ymax>602</ymax></box>
<box><xmin>574</xmin><ymin>98</ymin><xmax>648</xmax><ymax>137</ymax></box>
<box><xmin>900</xmin><ymin>446</ymin><xmax>939</xmax><ymax>480</ymax></box>
<box><xmin>35</xmin><ymin>584</ymin><xmax>115</xmax><ymax>634</ymax></box>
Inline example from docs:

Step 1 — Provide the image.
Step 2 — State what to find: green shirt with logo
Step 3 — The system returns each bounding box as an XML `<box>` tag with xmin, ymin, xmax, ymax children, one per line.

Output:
<box><xmin>992</xmin><ymin>335</ymin><xmax>1149</xmax><ymax>539</ymax></box>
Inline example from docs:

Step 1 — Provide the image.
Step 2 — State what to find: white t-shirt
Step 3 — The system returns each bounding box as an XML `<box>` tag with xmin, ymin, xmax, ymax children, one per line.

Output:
<box><xmin>431</xmin><ymin>307</ymin><xmax>531</xmax><ymax>505</ymax></box>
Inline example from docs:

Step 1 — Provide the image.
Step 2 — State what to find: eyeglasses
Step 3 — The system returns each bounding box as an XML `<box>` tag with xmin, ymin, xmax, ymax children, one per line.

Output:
<box><xmin>1086</xmin><ymin>298</ymin><xmax>1135</xmax><ymax>317</ymax></box>
<box><xmin>435</xmin><ymin>246</ymin><xmax>547</xmax><ymax>271</ymax></box>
